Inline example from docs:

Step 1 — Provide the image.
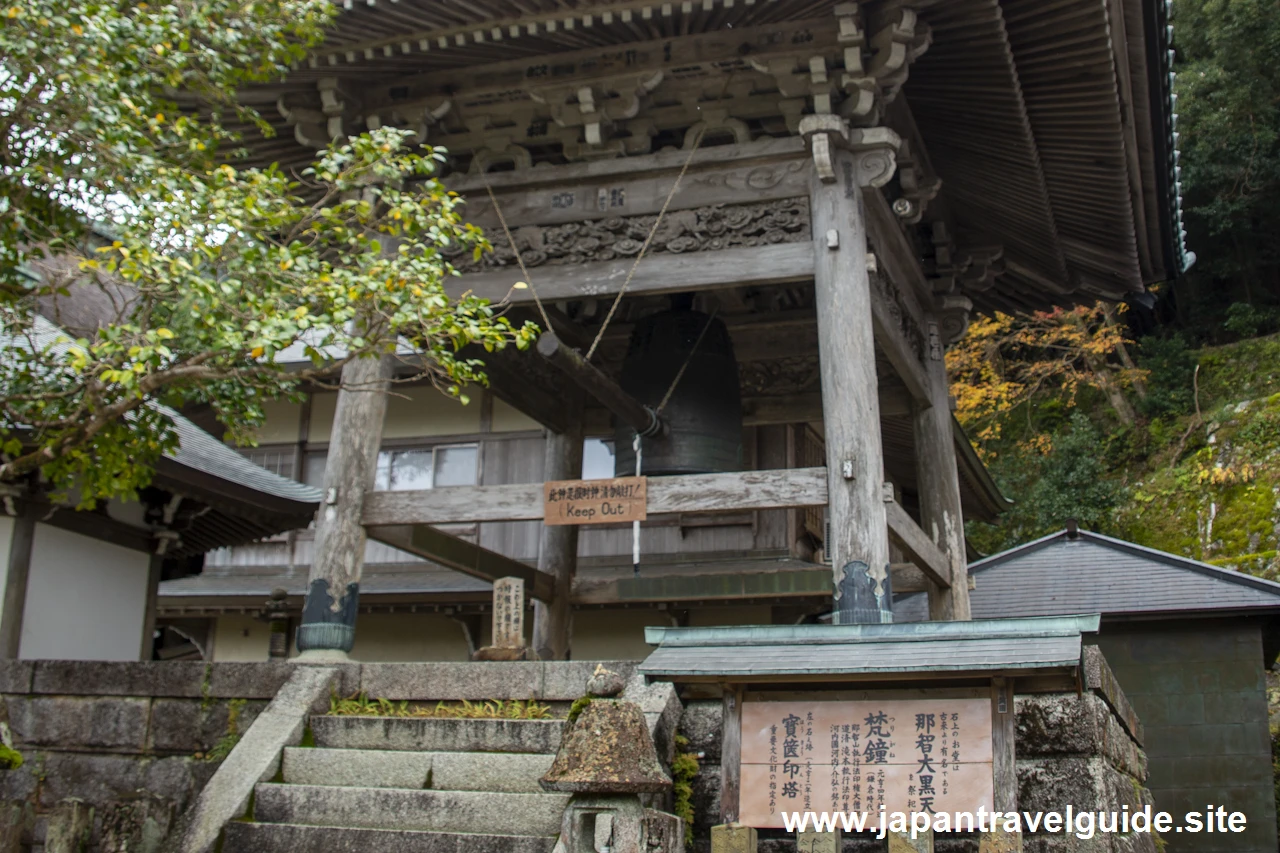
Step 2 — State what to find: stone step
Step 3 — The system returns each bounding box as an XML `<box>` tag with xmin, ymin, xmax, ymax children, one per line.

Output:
<box><xmin>282</xmin><ymin>747</ymin><xmax>556</xmax><ymax>792</ymax></box>
<box><xmin>309</xmin><ymin>715</ymin><xmax>565</xmax><ymax>754</ymax></box>
<box><xmin>223</xmin><ymin>822</ymin><xmax>559</xmax><ymax>853</ymax></box>
<box><xmin>253</xmin><ymin>783</ymin><xmax>570</xmax><ymax>837</ymax></box>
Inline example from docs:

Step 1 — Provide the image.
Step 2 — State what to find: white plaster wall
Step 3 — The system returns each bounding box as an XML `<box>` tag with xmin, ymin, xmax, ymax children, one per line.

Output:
<box><xmin>310</xmin><ymin>388</ymin><xmax>482</xmax><ymax>443</ymax></box>
<box><xmin>492</xmin><ymin>398</ymin><xmax>542</xmax><ymax>433</ymax></box>
<box><xmin>21</xmin><ymin>524</ymin><xmax>149</xmax><ymax>661</ymax></box>
<box><xmin>211</xmin><ymin>614</ymin><xmax>272</xmax><ymax>662</ymax></box>
<box><xmin>0</xmin><ymin>515</ymin><xmax>13</xmax><ymax>638</ymax></box>
<box><xmin>349</xmin><ymin>613</ymin><xmax>472</xmax><ymax>662</ymax></box>
<box><xmin>571</xmin><ymin>610</ymin><xmax>672</xmax><ymax>661</ymax></box>
<box><xmin>253</xmin><ymin>399</ymin><xmax>304</xmax><ymax>444</ymax></box>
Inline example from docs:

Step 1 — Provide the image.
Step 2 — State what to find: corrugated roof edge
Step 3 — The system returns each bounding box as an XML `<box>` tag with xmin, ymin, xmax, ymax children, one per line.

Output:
<box><xmin>644</xmin><ymin>613</ymin><xmax>1101</xmax><ymax>648</ymax></box>
<box><xmin>964</xmin><ymin>528</ymin><xmax>1280</xmax><ymax>598</ymax></box>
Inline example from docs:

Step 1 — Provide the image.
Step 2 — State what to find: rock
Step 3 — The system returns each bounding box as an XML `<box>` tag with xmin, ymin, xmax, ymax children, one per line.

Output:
<box><xmin>539</xmin><ymin>700</ymin><xmax>672</xmax><ymax>794</ymax></box>
<box><xmin>587</xmin><ymin>665</ymin><xmax>625</xmax><ymax>697</ymax></box>
<box><xmin>471</xmin><ymin>646</ymin><xmax>539</xmax><ymax>662</ymax></box>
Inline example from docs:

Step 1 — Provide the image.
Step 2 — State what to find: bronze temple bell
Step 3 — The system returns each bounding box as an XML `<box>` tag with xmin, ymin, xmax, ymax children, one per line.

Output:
<box><xmin>613</xmin><ymin>298</ymin><xmax>743</xmax><ymax>477</ymax></box>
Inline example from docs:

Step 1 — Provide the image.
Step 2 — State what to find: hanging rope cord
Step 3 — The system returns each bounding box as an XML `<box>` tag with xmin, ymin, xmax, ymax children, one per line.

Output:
<box><xmin>583</xmin><ymin>70</ymin><xmax>737</xmax><ymax>364</ymax></box>
<box><xmin>483</xmin><ymin>181</ymin><xmax>555</xmax><ymax>334</ymax></box>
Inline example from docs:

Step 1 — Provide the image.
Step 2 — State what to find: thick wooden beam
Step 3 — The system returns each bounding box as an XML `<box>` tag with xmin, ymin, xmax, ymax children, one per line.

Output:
<box><xmin>532</xmin><ymin>416</ymin><xmax>584</xmax><ymax>660</ymax></box>
<box><xmin>298</xmin><ymin>353</ymin><xmax>393</xmax><ymax>656</ymax></box>
<box><xmin>884</xmin><ymin>498</ymin><xmax>951</xmax><ymax>589</ymax></box>
<box><xmin>870</xmin><ymin>286</ymin><xmax>931</xmax><ymax>405</ymax></box>
<box><xmin>368</xmin><ymin>525</ymin><xmax>555</xmax><ymax>603</ymax></box>
<box><xmin>536</xmin><ymin>332</ymin><xmax>661</xmax><ymax>436</ymax></box>
<box><xmin>0</xmin><ymin>502</ymin><xmax>36</xmax><ymax>659</ymax></box>
<box><xmin>914</xmin><ymin>321</ymin><xmax>973</xmax><ymax>620</ymax></box>
<box><xmin>811</xmin><ymin>151</ymin><xmax>893</xmax><ymax>625</ymax></box>
<box><xmin>363</xmin><ymin>467</ymin><xmax>828</xmax><ymax>527</ymax></box>
<box><xmin>446</xmin><ymin>242</ymin><xmax>814</xmax><ymax>306</ymax></box>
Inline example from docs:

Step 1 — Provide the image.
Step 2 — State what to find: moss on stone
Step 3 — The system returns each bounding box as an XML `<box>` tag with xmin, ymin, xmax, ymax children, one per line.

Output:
<box><xmin>567</xmin><ymin>696</ymin><xmax>592</xmax><ymax>725</ymax></box>
<box><xmin>671</xmin><ymin>734</ymin><xmax>699</xmax><ymax>847</ymax></box>
<box><xmin>0</xmin><ymin>744</ymin><xmax>23</xmax><ymax>770</ymax></box>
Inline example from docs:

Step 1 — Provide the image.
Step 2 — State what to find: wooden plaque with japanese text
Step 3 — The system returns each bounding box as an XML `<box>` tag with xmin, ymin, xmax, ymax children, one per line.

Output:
<box><xmin>543</xmin><ymin>476</ymin><xmax>647</xmax><ymax>526</ymax></box>
<box><xmin>738</xmin><ymin>690</ymin><xmax>994</xmax><ymax>827</ymax></box>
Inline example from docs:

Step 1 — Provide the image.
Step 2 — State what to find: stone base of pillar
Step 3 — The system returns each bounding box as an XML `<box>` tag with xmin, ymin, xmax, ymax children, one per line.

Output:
<box><xmin>979</xmin><ymin>828</ymin><xmax>1023</xmax><ymax>852</ymax></box>
<box><xmin>710</xmin><ymin>823</ymin><xmax>757</xmax><ymax>853</ymax></box>
<box><xmin>292</xmin><ymin>648</ymin><xmax>351</xmax><ymax>663</ymax></box>
<box><xmin>471</xmin><ymin>645</ymin><xmax>540</xmax><ymax>661</ymax></box>
<box><xmin>796</xmin><ymin>829</ymin><xmax>841</xmax><ymax>852</ymax></box>
<box><xmin>888</xmin><ymin>828</ymin><xmax>934</xmax><ymax>852</ymax></box>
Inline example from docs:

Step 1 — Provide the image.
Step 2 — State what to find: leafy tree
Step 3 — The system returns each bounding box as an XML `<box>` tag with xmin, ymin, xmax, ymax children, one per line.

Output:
<box><xmin>947</xmin><ymin>303</ymin><xmax>1148</xmax><ymax>458</ymax></box>
<box><xmin>1166</xmin><ymin>0</ymin><xmax>1280</xmax><ymax>332</ymax></box>
<box><xmin>1</xmin><ymin>1</ymin><xmax>535</xmax><ymax>505</ymax></box>
<box><xmin>970</xmin><ymin>414</ymin><xmax>1124</xmax><ymax>552</ymax></box>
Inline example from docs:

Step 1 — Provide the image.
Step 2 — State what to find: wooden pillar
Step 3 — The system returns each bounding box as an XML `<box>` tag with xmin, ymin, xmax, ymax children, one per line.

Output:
<box><xmin>0</xmin><ymin>501</ymin><xmax>36</xmax><ymax>659</ymax></box>
<box><xmin>809</xmin><ymin>151</ymin><xmax>893</xmax><ymax>624</ymax></box>
<box><xmin>913</xmin><ymin>321</ymin><xmax>972</xmax><ymax>621</ymax></box>
<box><xmin>296</xmin><ymin>353</ymin><xmax>392</xmax><ymax>658</ymax></box>
<box><xmin>719</xmin><ymin>686</ymin><xmax>743</xmax><ymax>825</ymax></box>
<box><xmin>981</xmin><ymin>677</ymin><xmax>1022</xmax><ymax>852</ymax></box>
<box><xmin>138</xmin><ymin>554</ymin><xmax>163</xmax><ymax>661</ymax></box>
<box><xmin>532</xmin><ymin>419</ymin><xmax>583</xmax><ymax>661</ymax></box>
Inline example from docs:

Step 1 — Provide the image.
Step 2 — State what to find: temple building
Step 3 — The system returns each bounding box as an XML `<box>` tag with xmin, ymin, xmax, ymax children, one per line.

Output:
<box><xmin>156</xmin><ymin>0</ymin><xmax>1189</xmax><ymax>663</ymax></box>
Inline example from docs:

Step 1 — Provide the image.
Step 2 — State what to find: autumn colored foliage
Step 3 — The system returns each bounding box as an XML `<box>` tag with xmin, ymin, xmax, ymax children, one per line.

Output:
<box><xmin>947</xmin><ymin>303</ymin><xmax>1149</xmax><ymax>460</ymax></box>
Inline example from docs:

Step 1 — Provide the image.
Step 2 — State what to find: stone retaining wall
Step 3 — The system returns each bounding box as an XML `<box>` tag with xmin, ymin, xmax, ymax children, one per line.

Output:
<box><xmin>0</xmin><ymin>659</ymin><xmax>634</xmax><ymax>852</ymax></box>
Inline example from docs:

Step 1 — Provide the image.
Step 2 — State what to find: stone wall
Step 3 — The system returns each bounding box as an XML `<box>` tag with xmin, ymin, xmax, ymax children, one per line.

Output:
<box><xmin>0</xmin><ymin>660</ymin><xmax>322</xmax><ymax>852</ymax></box>
<box><xmin>0</xmin><ymin>659</ymin><xmax>637</xmax><ymax>853</ymax></box>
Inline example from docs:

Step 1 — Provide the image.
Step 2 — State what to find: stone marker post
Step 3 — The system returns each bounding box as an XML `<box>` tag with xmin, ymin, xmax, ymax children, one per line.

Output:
<box><xmin>473</xmin><ymin>576</ymin><xmax>535</xmax><ymax>660</ymax></box>
<box><xmin>493</xmin><ymin>576</ymin><xmax>525</xmax><ymax>649</ymax></box>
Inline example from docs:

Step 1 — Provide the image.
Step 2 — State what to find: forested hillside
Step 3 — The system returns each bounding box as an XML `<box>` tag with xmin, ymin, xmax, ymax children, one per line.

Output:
<box><xmin>952</xmin><ymin>0</ymin><xmax>1280</xmax><ymax>578</ymax></box>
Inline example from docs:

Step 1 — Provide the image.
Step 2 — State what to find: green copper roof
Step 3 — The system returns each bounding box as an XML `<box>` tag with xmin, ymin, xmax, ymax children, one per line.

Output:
<box><xmin>640</xmin><ymin>615</ymin><xmax>1099</xmax><ymax>679</ymax></box>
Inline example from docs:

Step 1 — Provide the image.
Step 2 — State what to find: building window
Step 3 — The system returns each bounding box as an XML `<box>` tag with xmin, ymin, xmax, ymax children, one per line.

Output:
<box><xmin>304</xmin><ymin>443</ymin><xmax>479</xmax><ymax>491</ymax></box>
<box><xmin>239</xmin><ymin>447</ymin><xmax>297</xmax><ymax>481</ymax></box>
<box><xmin>582</xmin><ymin>438</ymin><xmax>616</xmax><ymax>480</ymax></box>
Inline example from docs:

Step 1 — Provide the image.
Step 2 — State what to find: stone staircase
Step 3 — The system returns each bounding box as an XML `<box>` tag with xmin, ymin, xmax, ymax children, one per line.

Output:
<box><xmin>222</xmin><ymin>715</ymin><xmax>571</xmax><ymax>853</ymax></box>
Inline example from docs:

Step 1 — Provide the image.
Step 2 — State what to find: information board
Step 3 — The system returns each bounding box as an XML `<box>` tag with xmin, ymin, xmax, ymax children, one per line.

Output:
<box><xmin>739</xmin><ymin>693</ymin><xmax>994</xmax><ymax>827</ymax></box>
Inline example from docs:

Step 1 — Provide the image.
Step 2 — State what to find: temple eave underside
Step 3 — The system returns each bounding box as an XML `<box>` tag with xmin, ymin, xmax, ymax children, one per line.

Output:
<box><xmin>216</xmin><ymin>0</ymin><xmax>1186</xmax><ymax>320</ymax></box>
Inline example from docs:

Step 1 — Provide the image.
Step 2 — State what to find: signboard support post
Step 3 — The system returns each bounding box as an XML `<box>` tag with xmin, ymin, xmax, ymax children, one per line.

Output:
<box><xmin>720</xmin><ymin>685</ymin><xmax>744</xmax><ymax>825</ymax></box>
<box><xmin>981</xmin><ymin>677</ymin><xmax>1022</xmax><ymax>852</ymax></box>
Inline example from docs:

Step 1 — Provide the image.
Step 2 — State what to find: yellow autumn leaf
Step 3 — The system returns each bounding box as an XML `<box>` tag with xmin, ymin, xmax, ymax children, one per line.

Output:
<box><xmin>250</xmin><ymin>346</ymin><xmax>265</xmax><ymax>358</ymax></box>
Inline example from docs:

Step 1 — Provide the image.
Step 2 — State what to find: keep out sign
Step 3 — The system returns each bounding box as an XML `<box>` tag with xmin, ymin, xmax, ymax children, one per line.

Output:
<box><xmin>543</xmin><ymin>476</ymin><xmax>647</xmax><ymax>525</ymax></box>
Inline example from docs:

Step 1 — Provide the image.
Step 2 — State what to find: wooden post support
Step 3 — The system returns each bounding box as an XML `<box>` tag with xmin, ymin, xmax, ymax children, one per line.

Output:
<box><xmin>888</xmin><ymin>828</ymin><xmax>935</xmax><ymax>852</ymax></box>
<box><xmin>710</xmin><ymin>824</ymin><xmax>757</xmax><ymax>853</ymax></box>
<box><xmin>913</xmin><ymin>320</ymin><xmax>972</xmax><ymax>621</ymax></box>
<box><xmin>296</xmin><ymin>353</ymin><xmax>393</xmax><ymax>658</ymax></box>
<box><xmin>809</xmin><ymin>151</ymin><xmax>893</xmax><ymax>624</ymax></box>
<box><xmin>796</xmin><ymin>830</ymin><xmax>840</xmax><ymax>852</ymax></box>
<box><xmin>532</xmin><ymin>419</ymin><xmax>584</xmax><ymax>661</ymax></box>
<box><xmin>981</xmin><ymin>677</ymin><xmax>1022</xmax><ymax>852</ymax></box>
<box><xmin>719</xmin><ymin>686</ymin><xmax>744</xmax><ymax>825</ymax></box>
<box><xmin>138</xmin><ymin>554</ymin><xmax>164</xmax><ymax>661</ymax></box>
<box><xmin>0</xmin><ymin>500</ymin><xmax>36</xmax><ymax>660</ymax></box>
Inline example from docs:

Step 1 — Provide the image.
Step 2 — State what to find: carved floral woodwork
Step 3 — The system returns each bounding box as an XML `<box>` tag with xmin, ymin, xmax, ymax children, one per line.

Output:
<box><xmin>739</xmin><ymin>356</ymin><xmax>823</xmax><ymax>397</ymax></box>
<box><xmin>450</xmin><ymin>197</ymin><xmax>811</xmax><ymax>273</ymax></box>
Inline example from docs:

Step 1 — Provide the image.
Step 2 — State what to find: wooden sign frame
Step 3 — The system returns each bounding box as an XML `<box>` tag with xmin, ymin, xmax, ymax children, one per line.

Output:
<box><xmin>543</xmin><ymin>476</ymin><xmax>647</xmax><ymax>526</ymax></box>
<box><xmin>725</xmin><ymin>679</ymin><xmax>1016</xmax><ymax>826</ymax></box>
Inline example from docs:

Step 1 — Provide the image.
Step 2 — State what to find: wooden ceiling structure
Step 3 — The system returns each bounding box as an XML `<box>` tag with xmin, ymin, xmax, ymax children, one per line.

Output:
<box><xmin>229</xmin><ymin>0</ymin><xmax>1190</xmax><ymax>312</ymax></box>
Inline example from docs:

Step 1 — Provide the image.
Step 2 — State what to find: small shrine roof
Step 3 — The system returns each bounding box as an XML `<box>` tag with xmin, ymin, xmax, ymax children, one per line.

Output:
<box><xmin>639</xmin><ymin>614</ymin><xmax>1099</xmax><ymax>681</ymax></box>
